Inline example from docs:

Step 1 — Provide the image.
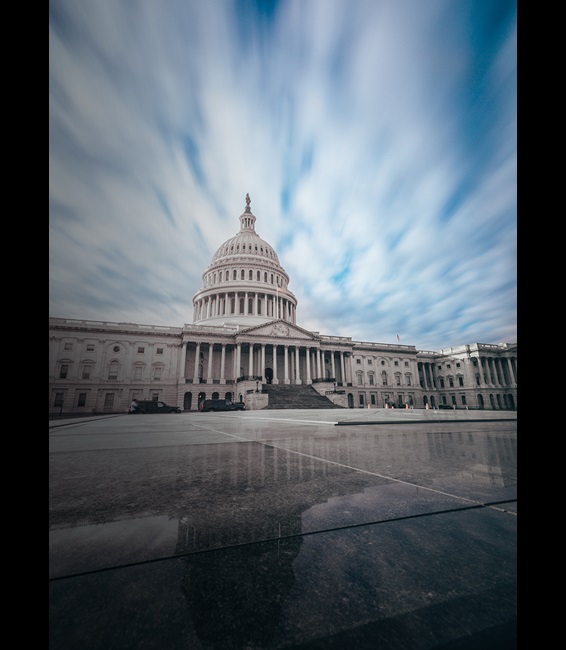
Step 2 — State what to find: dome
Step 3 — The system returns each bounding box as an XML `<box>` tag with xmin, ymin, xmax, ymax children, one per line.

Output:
<box><xmin>192</xmin><ymin>194</ymin><xmax>297</xmax><ymax>327</ymax></box>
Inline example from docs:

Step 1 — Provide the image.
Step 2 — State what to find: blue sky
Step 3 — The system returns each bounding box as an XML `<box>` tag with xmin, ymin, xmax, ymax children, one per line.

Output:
<box><xmin>49</xmin><ymin>0</ymin><xmax>516</xmax><ymax>351</ymax></box>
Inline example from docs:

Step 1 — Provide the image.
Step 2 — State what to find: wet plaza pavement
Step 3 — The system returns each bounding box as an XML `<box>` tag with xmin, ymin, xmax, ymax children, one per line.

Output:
<box><xmin>49</xmin><ymin>409</ymin><xmax>517</xmax><ymax>649</ymax></box>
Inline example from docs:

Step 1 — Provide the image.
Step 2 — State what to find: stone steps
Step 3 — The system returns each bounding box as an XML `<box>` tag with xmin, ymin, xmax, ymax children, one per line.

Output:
<box><xmin>263</xmin><ymin>384</ymin><xmax>343</xmax><ymax>409</ymax></box>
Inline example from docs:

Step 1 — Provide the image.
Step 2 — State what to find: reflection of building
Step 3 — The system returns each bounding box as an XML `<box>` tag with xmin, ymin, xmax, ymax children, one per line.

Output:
<box><xmin>49</xmin><ymin>196</ymin><xmax>517</xmax><ymax>414</ymax></box>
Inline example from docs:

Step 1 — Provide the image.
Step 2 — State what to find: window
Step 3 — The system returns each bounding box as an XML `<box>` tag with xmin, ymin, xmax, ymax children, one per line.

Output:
<box><xmin>82</xmin><ymin>365</ymin><xmax>92</xmax><ymax>380</ymax></box>
<box><xmin>439</xmin><ymin>378</ymin><xmax>445</xmax><ymax>388</ymax></box>
<box><xmin>394</xmin><ymin>361</ymin><xmax>399</xmax><ymax>366</ymax></box>
<box><xmin>382</xmin><ymin>371</ymin><xmax>388</xmax><ymax>385</ymax></box>
<box><xmin>86</xmin><ymin>344</ymin><xmax>95</xmax><ymax>351</ymax></box>
<box><xmin>257</xmin><ymin>271</ymin><xmax>260</xmax><ymax>281</ymax></box>
<box><xmin>108</xmin><ymin>361</ymin><xmax>119</xmax><ymax>380</ymax></box>
<box><xmin>447</xmin><ymin>364</ymin><xmax>451</xmax><ymax>369</ymax></box>
<box><xmin>156</xmin><ymin>348</ymin><xmax>163</xmax><ymax>355</ymax></box>
<box><xmin>458</xmin><ymin>376</ymin><xmax>464</xmax><ymax>386</ymax></box>
<box><xmin>381</xmin><ymin>360</ymin><xmax>385</xmax><ymax>366</ymax></box>
<box><xmin>153</xmin><ymin>367</ymin><xmax>162</xmax><ymax>380</ymax></box>
<box><xmin>405</xmin><ymin>373</ymin><xmax>412</xmax><ymax>386</ymax></box>
<box><xmin>249</xmin><ymin>270</ymin><xmax>253</xmax><ymax>280</ymax></box>
<box><xmin>264</xmin><ymin>272</ymin><xmax>267</xmax><ymax>282</ymax></box>
<box><xmin>449</xmin><ymin>377</ymin><xmax>454</xmax><ymax>387</ymax></box>
<box><xmin>103</xmin><ymin>393</ymin><xmax>115</xmax><ymax>409</ymax></box>
<box><xmin>64</xmin><ymin>343</ymin><xmax>72</xmax><ymax>350</ymax></box>
<box><xmin>134</xmin><ymin>366</ymin><xmax>143</xmax><ymax>380</ymax></box>
<box><xmin>405</xmin><ymin>361</ymin><xmax>409</xmax><ymax>367</ymax></box>
<box><xmin>233</xmin><ymin>270</ymin><xmax>237</xmax><ymax>280</ymax></box>
<box><xmin>369</xmin><ymin>374</ymin><xmax>374</xmax><ymax>385</ymax></box>
<box><xmin>59</xmin><ymin>364</ymin><xmax>69</xmax><ymax>379</ymax></box>
<box><xmin>368</xmin><ymin>359</ymin><xmax>372</xmax><ymax>365</ymax></box>
<box><xmin>396</xmin><ymin>375</ymin><xmax>401</xmax><ymax>386</ymax></box>
<box><xmin>456</xmin><ymin>362</ymin><xmax>461</xmax><ymax>368</ymax></box>
<box><xmin>219</xmin><ymin>272</ymin><xmax>223</xmax><ymax>282</ymax></box>
<box><xmin>358</xmin><ymin>393</ymin><xmax>364</xmax><ymax>406</ymax></box>
<box><xmin>476</xmin><ymin>374</ymin><xmax>481</xmax><ymax>386</ymax></box>
<box><xmin>137</xmin><ymin>347</ymin><xmax>145</xmax><ymax>354</ymax></box>
<box><xmin>241</xmin><ymin>270</ymin><xmax>245</xmax><ymax>279</ymax></box>
<box><xmin>54</xmin><ymin>393</ymin><xmax>64</xmax><ymax>407</ymax></box>
<box><xmin>356</xmin><ymin>359</ymin><xmax>361</xmax><ymax>364</ymax></box>
<box><xmin>356</xmin><ymin>371</ymin><xmax>363</xmax><ymax>385</ymax></box>
<box><xmin>461</xmin><ymin>395</ymin><xmax>467</xmax><ymax>405</ymax></box>
<box><xmin>77</xmin><ymin>393</ymin><xmax>87</xmax><ymax>407</ymax></box>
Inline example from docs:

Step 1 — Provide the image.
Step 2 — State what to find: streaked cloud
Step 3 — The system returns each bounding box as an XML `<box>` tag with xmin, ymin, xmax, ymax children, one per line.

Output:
<box><xmin>49</xmin><ymin>0</ymin><xmax>516</xmax><ymax>349</ymax></box>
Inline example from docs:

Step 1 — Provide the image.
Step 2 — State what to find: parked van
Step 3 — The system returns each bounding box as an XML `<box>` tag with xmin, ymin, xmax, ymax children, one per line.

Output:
<box><xmin>200</xmin><ymin>399</ymin><xmax>246</xmax><ymax>412</ymax></box>
<box><xmin>134</xmin><ymin>400</ymin><xmax>181</xmax><ymax>414</ymax></box>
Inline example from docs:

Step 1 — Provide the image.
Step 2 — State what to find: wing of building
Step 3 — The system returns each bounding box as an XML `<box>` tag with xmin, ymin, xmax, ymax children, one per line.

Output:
<box><xmin>49</xmin><ymin>196</ymin><xmax>517</xmax><ymax>415</ymax></box>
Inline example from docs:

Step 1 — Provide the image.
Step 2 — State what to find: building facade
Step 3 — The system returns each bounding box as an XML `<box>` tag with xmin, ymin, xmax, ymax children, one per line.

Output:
<box><xmin>49</xmin><ymin>196</ymin><xmax>517</xmax><ymax>415</ymax></box>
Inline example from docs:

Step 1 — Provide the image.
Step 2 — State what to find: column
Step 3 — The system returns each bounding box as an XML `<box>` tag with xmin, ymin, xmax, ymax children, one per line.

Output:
<box><xmin>245</xmin><ymin>292</ymin><xmax>249</xmax><ymax>315</ymax></box>
<box><xmin>295</xmin><ymin>346</ymin><xmax>301</xmax><ymax>384</ymax></box>
<box><xmin>179</xmin><ymin>341</ymin><xmax>187</xmax><ymax>382</ymax></box>
<box><xmin>487</xmin><ymin>358</ymin><xmax>495</xmax><ymax>385</ymax></box>
<box><xmin>254</xmin><ymin>292</ymin><xmax>258</xmax><ymax>316</ymax></box>
<box><xmin>193</xmin><ymin>342</ymin><xmax>201</xmax><ymax>383</ymax></box>
<box><xmin>261</xmin><ymin>344</ymin><xmax>266</xmax><ymax>381</ymax></box>
<box><xmin>316</xmin><ymin>349</ymin><xmax>322</xmax><ymax>379</ymax></box>
<box><xmin>340</xmin><ymin>352</ymin><xmax>345</xmax><ymax>385</ymax></box>
<box><xmin>284</xmin><ymin>345</ymin><xmax>290</xmax><ymax>384</ymax></box>
<box><xmin>236</xmin><ymin>343</ymin><xmax>242</xmax><ymax>380</ymax></box>
<box><xmin>349</xmin><ymin>354</ymin><xmax>355</xmax><ymax>385</ymax></box>
<box><xmin>306</xmin><ymin>347</ymin><xmax>312</xmax><ymax>384</ymax></box>
<box><xmin>220</xmin><ymin>344</ymin><xmax>226</xmax><ymax>383</ymax></box>
<box><xmin>506</xmin><ymin>358</ymin><xmax>515</xmax><ymax>385</ymax></box>
<box><xmin>248</xmin><ymin>343</ymin><xmax>254</xmax><ymax>376</ymax></box>
<box><xmin>273</xmin><ymin>344</ymin><xmax>279</xmax><ymax>384</ymax></box>
<box><xmin>207</xmin><ymin>343</ymin><xmax>214</xmax><ymax>384</ymax></box>
<box><xmin>331</xmin><ymin>351</ymin><xmax>336</xmax><ymax>381</ymax></box>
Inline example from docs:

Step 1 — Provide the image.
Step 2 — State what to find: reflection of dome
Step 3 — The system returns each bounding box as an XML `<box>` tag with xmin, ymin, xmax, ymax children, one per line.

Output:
<box><xmin>192</xmin><ymin>195</ymin><xmax>297</xmax><ymax>327</ymax></box>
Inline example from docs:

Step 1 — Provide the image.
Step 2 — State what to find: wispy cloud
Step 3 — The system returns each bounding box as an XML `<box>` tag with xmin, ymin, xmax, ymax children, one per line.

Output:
<box><xmin>49</xmin><ymin>0</ymin><xmax>516</xmax><ymax>349</ymax></box>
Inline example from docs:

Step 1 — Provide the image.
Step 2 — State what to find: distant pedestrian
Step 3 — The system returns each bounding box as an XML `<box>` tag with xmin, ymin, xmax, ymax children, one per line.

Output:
<box><xmin>129</xmin><ymin>398</ymin><xmax>139</xmax><ymax>414</ymax></box>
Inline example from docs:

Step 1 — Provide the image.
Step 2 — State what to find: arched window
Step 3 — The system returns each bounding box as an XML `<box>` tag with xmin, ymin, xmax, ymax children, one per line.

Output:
<box><xmin>264</xmin><ymin>272</ymin><xmax>267</xmax><ymax>282</ymax></box>
<box><xmin>381</xmin><ymin>371</ymin><xmax>388</xmax><ymax>385</ymax></box>
<box><xmin>108</xmin><ymin>361</ymin><xmax>119</xmax><ymax>380</ymax></box>
<box><xmin>249</xmin><ymin>270</ymin><xmax>253</xmax><ymax>280</ymax></box>
<box><xmin>257</xmin><ymin>271</ymin><xmax>260</xmax><ymax>281</ymax></box>
<box><xmin>241</xmin><ymin>270</ymin><xmax>245</xmax><ymax>279</ymax></box>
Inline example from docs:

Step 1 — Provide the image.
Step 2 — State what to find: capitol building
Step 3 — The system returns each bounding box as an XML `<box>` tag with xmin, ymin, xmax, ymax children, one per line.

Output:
<box><xmin>49</xmin><ymin>195</ymin><xmax>517</xmax><ymax>415</ymax></box>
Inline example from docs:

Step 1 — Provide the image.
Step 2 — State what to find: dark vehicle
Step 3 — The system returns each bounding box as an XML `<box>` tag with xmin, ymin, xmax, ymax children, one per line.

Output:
<box><xmin>438</xmin><ymin>404</ymin><xmax>456</xmax><ymax>410</ymax></box>
<box><xmin>133</xmin><ymin>400</ymin><xmax>181</xmax><ymax>414</ymax></box>
<box><xmin>200</xmin><ymin>399</ymin><xmax>246</xmax><ymax>412</ymax></box>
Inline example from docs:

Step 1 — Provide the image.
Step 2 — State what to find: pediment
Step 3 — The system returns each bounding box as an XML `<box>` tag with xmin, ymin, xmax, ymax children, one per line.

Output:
<box><xmin>239</xmin><ymin>320</ymin><xmax>317</xmax><ymax>341</ymax></box>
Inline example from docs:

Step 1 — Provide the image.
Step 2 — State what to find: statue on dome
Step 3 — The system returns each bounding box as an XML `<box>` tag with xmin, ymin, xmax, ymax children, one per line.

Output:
<box><xmin>245</xmin><ymin>193</ymin><xmax>251</xmax><ymax>207</ymax></box>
